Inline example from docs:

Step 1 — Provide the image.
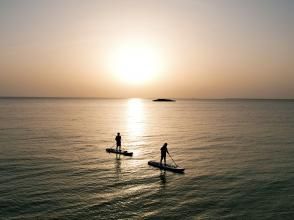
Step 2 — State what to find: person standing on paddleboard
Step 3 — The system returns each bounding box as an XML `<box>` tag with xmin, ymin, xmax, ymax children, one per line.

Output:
<box><xmin>160</xmin><ymin>143</ymin><xmax>169</xmax><ymax>165</ymax></box>
<box><xmin>115</xmin><ymin>133</ymin><xmax>122</xmax><ymax>151</ymax></box>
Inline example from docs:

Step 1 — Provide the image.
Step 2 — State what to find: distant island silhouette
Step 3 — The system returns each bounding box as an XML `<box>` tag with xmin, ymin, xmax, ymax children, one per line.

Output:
<box><xmin>153</xmin><ymin>98</ymin><xmax>176</xmax><ymax>102</ymax></box>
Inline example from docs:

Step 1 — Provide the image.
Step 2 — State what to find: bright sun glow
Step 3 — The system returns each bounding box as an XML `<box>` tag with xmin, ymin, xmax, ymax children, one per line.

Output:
<box><xmin>110</xmin><ymin>44</ymin><xmax>162</xmax><ymax>85</ymax></box>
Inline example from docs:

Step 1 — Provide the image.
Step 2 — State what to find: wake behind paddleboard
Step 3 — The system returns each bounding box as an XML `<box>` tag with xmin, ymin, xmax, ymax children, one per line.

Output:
<box><xmin>148</xmin><ymin>160</ymin><xmax>185</xmax><ymax>173</ymax></box>
<box><xmin>106</xmin><ymin>148</ymin><xmax>133</xmax><ymax>156</ymax></box>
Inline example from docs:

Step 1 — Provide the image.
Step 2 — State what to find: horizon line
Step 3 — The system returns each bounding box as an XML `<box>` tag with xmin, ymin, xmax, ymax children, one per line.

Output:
<box><xmin>0</xmin><ymin>96</ymin><xmax>294</xmax><ymax>101</ymax></box>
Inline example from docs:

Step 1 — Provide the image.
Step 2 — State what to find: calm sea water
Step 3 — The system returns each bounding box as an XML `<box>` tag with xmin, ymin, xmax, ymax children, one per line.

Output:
<box><xmin>0</xmin><ymin>98</ymin><xmax>294</xmax><ymax>219</ymax></box>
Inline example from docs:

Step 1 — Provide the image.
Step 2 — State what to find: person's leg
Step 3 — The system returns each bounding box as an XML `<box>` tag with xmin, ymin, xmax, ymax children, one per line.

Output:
<box><xmin>164</xmin><ymin>155</ymin><xmax>166</xmax><ymax>165</ymax></box>
<box><xmin>119</xmin><ymin>144</ymin><xmax>121</xmax><ymax>151</ymax></box>
<box><xmin>116</xmin><ymin>143</ymin><xmax>118</xmax><ymax>151</ymax></box>
<box><xmin>160</xmin><ymin>155</ymin><xmax>163</xmax><ymax>164</ymax></box>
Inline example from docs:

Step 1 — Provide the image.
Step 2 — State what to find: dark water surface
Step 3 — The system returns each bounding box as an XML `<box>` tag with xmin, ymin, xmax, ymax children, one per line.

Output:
<box><xmin>0</xmin><ymin>98</ymin><xmax>294</xmax><ymax>219</ymax></box>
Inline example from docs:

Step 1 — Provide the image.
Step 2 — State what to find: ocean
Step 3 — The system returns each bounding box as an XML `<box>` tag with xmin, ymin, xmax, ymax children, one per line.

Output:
<box><xmin>0</xmin><ymin>98</ymin><xmax>294</xmax><ymax>219</ymax></box>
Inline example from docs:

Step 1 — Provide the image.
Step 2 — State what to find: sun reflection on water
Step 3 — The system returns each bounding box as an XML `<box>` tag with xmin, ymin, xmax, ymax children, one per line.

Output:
<box><xmin>126</xmin><ymin>99</ymin><xmax>145</xmax><ymax>141</ymax></box>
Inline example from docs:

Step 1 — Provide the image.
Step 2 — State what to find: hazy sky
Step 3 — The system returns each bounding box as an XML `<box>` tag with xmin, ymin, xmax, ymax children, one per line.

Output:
<box><xmin>0</xmin><ymin>0</ymin><xmax>293</xmax><ymax>98</ymax></box>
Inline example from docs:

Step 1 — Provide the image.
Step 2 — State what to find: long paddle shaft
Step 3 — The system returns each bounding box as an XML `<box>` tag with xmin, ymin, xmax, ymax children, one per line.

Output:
<box><xmin>167</xmin><ymin>152</ymin><xmax>178</xmax><ymax>167</ymax></box>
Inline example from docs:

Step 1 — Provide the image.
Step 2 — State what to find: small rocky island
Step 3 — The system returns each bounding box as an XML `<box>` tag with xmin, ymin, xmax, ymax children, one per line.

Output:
<box><xmin>152</xmin><ymin>98</ymin><xmax>176</xmax><ymax>102</ymax></box>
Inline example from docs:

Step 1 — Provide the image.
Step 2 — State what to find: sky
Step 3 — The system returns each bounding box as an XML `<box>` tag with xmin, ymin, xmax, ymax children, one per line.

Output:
<box><xmin>0</xmin><ymin>0</ymin><xmax>293</xmax><ymax>98</ymax></box>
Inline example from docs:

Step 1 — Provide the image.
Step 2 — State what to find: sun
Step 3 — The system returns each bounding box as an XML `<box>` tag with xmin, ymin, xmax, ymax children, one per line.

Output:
<box><xmin>110</xmin><ymin>44</ymin><xmax>162</xmax><ymax>85</ymax></box>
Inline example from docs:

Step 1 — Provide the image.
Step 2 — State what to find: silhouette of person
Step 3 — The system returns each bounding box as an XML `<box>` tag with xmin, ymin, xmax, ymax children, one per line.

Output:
<box><xmin>160</xmin><ymin>143</ymin><xmax>169</xmax><ymax>165</ymax></box>
<box><xmin>115</xmin><ymin>133</ymin><xmax>121</xmax><ymax>151</ymax></box>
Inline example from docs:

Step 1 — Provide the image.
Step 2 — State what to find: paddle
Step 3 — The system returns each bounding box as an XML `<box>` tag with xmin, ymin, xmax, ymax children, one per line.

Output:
<box><xmin>112</xmin><ymin>145</ymin><xmax>120</xmax><ymax>152</ymax></box>
<box><xmin>113</xmin><ymin>142</ymin><xmax>122</xmax><ymax>151</ymax></box>
<box><xmin>167</xmin><ymin>152</ymin><xmax>178</xmax><ymax>167</ymax></box>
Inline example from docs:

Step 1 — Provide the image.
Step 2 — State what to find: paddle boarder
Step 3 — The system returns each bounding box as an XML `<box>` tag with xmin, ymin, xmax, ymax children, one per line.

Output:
<box><xmin>115</xmin><ymin>132</ymin><xmax>122</xmax><ymax>151</ymax></box>
<box><xmin>160</xmin><ymin>143</ymin><xmax>169</xmax><ymax>165</ymax></box>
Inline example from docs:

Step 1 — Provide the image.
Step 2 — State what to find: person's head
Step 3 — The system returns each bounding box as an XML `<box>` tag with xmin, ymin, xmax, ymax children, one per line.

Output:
<box><xmin>163</xmin><ymin>143</ymin><xmax>168</xmax><ymax>147</ymax></box>
<box><xmin>117</xmin><ymin>132</ymin><xmax>120</xmax><ymax>136</ymax></box>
